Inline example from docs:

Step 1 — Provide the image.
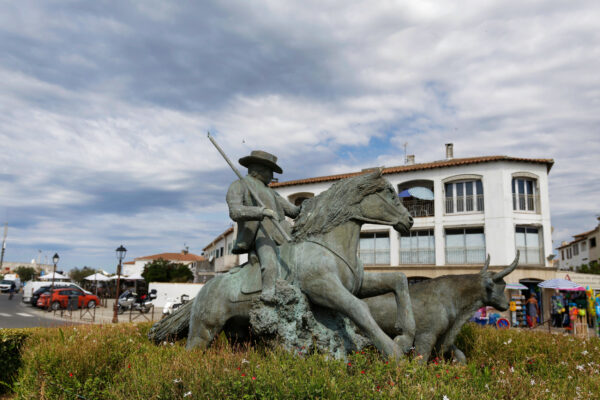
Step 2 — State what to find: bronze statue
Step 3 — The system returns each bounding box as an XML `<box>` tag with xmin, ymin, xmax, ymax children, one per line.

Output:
<box><xmin>151</xmin><ymin>152</ymin><xmax>416</xmax><ymax>358</ymax></box>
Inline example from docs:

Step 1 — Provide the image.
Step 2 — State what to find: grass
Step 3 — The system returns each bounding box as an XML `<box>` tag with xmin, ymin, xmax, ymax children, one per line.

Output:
<box><xmin>4</xmin><ymin>323</ymin><xmax>599</xmax><ymax>399</ymax></box>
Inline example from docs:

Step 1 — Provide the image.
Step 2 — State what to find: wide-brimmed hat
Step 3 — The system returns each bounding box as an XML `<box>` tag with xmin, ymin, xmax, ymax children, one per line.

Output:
<box><xmin>239</xmin><ymin>150</ymin><xmax>283</xmax><ymax>174</ymax></box>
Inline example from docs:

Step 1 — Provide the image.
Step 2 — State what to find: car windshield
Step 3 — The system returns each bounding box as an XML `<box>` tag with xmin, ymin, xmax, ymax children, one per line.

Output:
<box><xmin>1</xmin><ymin>280</ymin><xmax>13</xmax><ymax>285</ymax></box>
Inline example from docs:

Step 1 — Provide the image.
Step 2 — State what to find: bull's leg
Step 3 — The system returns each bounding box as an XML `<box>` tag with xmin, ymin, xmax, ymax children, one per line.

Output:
<box><xmin>304</xmin><ymin>275</ymin><xmax>403</xmax><ymax>359</ymax></box>
<box><xmin>438</xmin><ymin>322</ymin><xmax>468</xmax><ymax>364</ymax></box>
<box><xmin>413</xmin><ymin>332</ymin><xmax>436</xmax><ymax>363</ymax></box>
<box><xmin>358</xmin><ymin>272</ymin><xmax>415</xmax><ymax>353</ymax></box>
<box><xmin>443</xmin><ymin>345</ymin><xmax>467</xmax><ymax>364</ymax></box>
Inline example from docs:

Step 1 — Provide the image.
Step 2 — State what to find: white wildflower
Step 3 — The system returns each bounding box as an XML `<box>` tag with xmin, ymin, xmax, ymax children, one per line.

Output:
<box><xmin>485</xmin><ymin>384</ymin><xmax>489</xmax><ymax>390</ymax></box>
<box><xmin>443</xmin><ymin>396</ymin><xmax>450</xmax><ymax>400</ymax></box>
<box><xmin>183</xmin><ymin>391</ymin><xmax>192</xmax><ymax>397</ymax></box>
<box><xmin>500</xmin><ymin>370</ymin><xmax>505</xmax><ymax>375</ymax></box>
<box><xmin>581</xmin><ymin>350</ymin><xmax>588</xmax><ymax>356</ymax></box>
<box><xmin>507</xmin><ymin>339</ymin><xmax>512</xmax><ymax>344</ymax></box>
<box><xmin>576</xmin><ymin>365</ymin><xmax>584</xmax><ymax>371</ymax></box>
<box><xmin>242</xmin><ymin>358</ymin><xmax>250</xmax><ymax>364</ymax></box>
<box><xmin>509</xmin><ymin>366</ymin><xmax>514</xmax><ymax>373</ymax></box>
<box><xmin>173</xmin><ymin>378</ymin><xmax>182</xmax><ymax>383</ymax></box>
<box><xmin>530</xmin><ymin>379</ymin><xmax>535</xmax><ymax>386</ymax></box>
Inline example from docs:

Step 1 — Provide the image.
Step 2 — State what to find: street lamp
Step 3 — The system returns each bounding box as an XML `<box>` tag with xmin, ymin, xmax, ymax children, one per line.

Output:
<box><xmin>50</xmin><ymin>253</ymin><xmax>59</xmax><ymax>291</ymax></box>
<box><xmin>112</xmin><ymin>245</ymin><xmax>127</xmax><ymax>323</ymax></box>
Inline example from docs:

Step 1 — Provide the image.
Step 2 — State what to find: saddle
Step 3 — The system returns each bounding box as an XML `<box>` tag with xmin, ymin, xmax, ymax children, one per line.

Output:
<box><xmin>227</xmin><ymin>257</ymin><xmax>262</xmax><ymax>302</ymax></box>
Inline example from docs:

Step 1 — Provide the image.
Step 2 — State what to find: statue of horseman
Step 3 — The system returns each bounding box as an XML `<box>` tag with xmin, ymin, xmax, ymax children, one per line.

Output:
<box><xmin>226</xmin><ymin>150</ymin><xmax>300</xmax><ymax>298</ymax></box>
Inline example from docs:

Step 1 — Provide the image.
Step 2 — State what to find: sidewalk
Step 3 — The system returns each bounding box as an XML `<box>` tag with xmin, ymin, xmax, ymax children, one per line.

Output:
<box><xmin>27</xmin><ymin>299</ymin><xmax>159</xmax><ymax>325</ymax></box>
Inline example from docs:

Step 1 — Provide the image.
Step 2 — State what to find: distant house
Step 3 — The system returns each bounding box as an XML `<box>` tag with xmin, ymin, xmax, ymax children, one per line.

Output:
<box><xmin>201</xmin><ymin>226</ymin><xmax>243</xmax><ymax>282</ymax></box>
<box><xmin>557</xmin><ymin>219</ymin><xmax>600</xmax><ymax>270</ymax></box>
<box><xmin>123</xmin><ymin>250</ymin><xmax>205</xmax><ymax>276</ymax></box>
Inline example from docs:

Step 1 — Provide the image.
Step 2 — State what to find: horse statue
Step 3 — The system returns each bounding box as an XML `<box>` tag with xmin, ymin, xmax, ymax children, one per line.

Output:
<box><xmin>150</xmin><ymin>169</ymin><xmax>416</xmax><ymax>358</ymax></box>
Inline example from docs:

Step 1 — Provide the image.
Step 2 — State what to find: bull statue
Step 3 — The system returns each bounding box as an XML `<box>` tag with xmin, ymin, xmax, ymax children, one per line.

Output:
<box><xmin>364</xmin><ymin>252</ymin><xmax>519</xmax><ymax>363</ymax></box>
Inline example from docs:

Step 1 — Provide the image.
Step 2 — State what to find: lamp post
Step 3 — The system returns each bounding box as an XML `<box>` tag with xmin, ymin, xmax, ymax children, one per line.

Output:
<box><xmin>50</xmin><ymin>253</ymin><xmax>59</xmax><ymax>291</ymax></box>
<box><xmin>112</xmin><ymin>245</ymin><xmax>127</xmax><ymax>323</ymax></box>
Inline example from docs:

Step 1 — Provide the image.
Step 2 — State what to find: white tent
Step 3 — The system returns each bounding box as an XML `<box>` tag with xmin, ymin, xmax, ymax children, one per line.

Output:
<box><xmin>84</xmin><ymin>273</ymin><xmax>110</xmax><ymax>281</ymax></box>
<box><xmin>538</xmin><ymin>278</ymin><xmax>585</xmax><ymax>291</ymax></box>
<box><xmin>39</xmin><ymin>272</ymin><xmax>69</xmax><ymax>281</ymax></box>
<box><xmin>506</xmin><ymin>283</ymin><xmax>528</xmax><ymax>290</ymax></box>
<box><xmin>123</xmin><ymin>273</ymin><xmax>145</xmax><ymax>281</ymax></box>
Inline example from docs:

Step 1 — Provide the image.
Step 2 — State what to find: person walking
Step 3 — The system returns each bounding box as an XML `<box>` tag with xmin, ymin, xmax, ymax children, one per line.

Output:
<box><xmin>526</xmin><ymin>292</ymin><xmax>540</xmax><ymax>328</ymax></box>
<box><xmin>8</xmin><ymin>281</ymin><xmax>15</xmax><ymax>300</ymax></box>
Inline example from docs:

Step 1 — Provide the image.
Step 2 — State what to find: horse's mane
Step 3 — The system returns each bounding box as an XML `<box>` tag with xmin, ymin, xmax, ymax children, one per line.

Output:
<box><xmin>292</xmin><ymin>171</ymin><xmax>389</xmax><ymax>240</ymax></box>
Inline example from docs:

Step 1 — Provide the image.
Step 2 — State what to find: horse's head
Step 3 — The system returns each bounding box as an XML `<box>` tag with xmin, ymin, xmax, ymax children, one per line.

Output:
<box><xmin>357</xmin><ymin>170</ymin><xmax>413</xmax><ymax>234</ymax></box>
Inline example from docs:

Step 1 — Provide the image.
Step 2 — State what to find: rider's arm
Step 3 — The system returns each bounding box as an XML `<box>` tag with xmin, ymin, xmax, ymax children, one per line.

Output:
<box><xmin>274</xmin><ymin>191</ymin><xmax>301</xmax><ymax>219</ymax></box>
<box><xmin>226</xmin><ymin>180</ymin><xmax>267</xmax><ymax>221</ymax></box>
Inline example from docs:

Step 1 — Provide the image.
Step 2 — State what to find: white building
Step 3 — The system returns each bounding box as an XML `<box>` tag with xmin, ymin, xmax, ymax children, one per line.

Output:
<box><xmin>122</xmin><ymin>250</ymin><xmax>205</xmax><ymax>276</ymax></box>
<box><xmin>271</xmin><ymin>145</ymin><xmax>556</xmax><ymax>283</ymax></box>
<box><xmin>557</xmin><ymin>220</ymin><xmax>600</xmax><ymax>270</ymax></box>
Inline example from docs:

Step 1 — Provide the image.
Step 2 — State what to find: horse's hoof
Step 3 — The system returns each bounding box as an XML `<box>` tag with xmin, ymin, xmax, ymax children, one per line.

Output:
<box><xmin>393</xmin><ymin>335</ymin><xmax>414</xmax><ymax>354</ymax></box>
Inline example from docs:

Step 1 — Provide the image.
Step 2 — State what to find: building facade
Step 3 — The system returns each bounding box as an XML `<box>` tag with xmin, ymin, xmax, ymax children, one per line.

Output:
<box><xmin>122</xmin><ymin>250</ymin><xmax>205</xmax><ymax>276</ymax></box>
<box><xmin>557</xmin><ymin>219</ymin><xmax>600</xmax><ymax>270</ymax></box>
<box><xmin>271</xmin><ymin>150</ymin><xmax>555</xmax><ymax>284</ymax></box>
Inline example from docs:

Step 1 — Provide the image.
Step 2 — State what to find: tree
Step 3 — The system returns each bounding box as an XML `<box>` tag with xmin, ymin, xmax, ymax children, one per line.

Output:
<box><xmin>69</xmin><ymin>266</ymin><xmax>98</xmax><ymax>285</ymax></box>
<box><xmin>142</xmin><ymin>258</ymin><xmax>193</xmax><ymax>283</ymax></box>
<box><xmin>14</xmin><ymin>266</ymin><xmax>37</xmax><ymax>282</ymax></box>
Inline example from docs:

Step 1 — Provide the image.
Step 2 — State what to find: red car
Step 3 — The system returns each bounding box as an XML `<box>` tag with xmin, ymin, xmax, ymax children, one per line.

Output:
<box><xmin>37</xmin><ymin>288</ymin><xmax>100</xmax><ymax>310</ymax></box>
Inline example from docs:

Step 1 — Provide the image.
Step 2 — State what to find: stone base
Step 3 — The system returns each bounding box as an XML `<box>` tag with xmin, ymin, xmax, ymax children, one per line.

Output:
<box><xmin>249</xmin><ymin>280</ymin><xmax>371</xmax><ymax>359</ymax></box>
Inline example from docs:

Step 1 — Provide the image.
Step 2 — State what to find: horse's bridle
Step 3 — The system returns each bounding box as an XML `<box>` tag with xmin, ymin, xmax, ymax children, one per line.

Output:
<box><xmin>355</xmin><ymin>191</ymin><xmax>407</xmax><ymax>226</ymax></box>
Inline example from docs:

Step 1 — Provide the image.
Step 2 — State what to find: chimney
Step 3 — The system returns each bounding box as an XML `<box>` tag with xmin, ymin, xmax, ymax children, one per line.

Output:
<box><xmin>445</xmin><ymin>143</ymin><xmax>454</xmax><ymax>159</ymax></box>
<box><xmin>406</xmin><ymin>155</ymin><xmax>415</xmax><ymax>165</ymax></box>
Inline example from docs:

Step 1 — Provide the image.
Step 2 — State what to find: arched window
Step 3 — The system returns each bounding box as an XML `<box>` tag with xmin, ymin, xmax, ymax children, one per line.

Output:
<box><xmin>397</xmin><ymin>180</ymin><xmax>434</xmax><ymax>217</ymax></box>
<box><xmin>287</xmin><ymin>192</ymin><xmax>314</xmax><ymax>207</ymax></box>
<box><xmin>443</xmin><ymin>175</ymin><xmax>484</xmax><ymax>214</ymax></box>
<box><xmin>512</xmin><ymin>173</ymin><xmax>539</xmax><ymax>212</ymax></box>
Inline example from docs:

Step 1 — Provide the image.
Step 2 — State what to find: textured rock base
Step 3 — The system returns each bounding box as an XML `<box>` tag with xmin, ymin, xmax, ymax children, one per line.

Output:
<box><xmin>249</xmin><ymin>280</ymin><xmax>371</xmax><ymax>359</ymax></box>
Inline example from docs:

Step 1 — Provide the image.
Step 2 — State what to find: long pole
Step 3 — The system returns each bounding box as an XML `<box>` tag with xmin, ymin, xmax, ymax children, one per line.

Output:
<box><xmin>0</xmin><ymin>223</ymin><xmax>7</xmax><ymax>272</ymax></box>
<box><xmin>112</xmin><ymin>260</ymin><xmax>122</xmax><ymax>323</ymax></box>
<box><xmin>207</xmin><ymin>132</ymin><xmax>292</xmax><ymax>242</ymax></box>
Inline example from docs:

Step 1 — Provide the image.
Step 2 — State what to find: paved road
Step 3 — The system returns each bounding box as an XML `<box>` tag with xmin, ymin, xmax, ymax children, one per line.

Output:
<box><xmin>0</xmin><ymin>292</ymin><xmax>80</xmax><ymax>328</ymax></box>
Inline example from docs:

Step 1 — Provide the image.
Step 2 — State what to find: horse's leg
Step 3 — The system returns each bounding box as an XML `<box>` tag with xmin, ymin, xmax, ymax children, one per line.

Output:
<box><xmin>358</xmin><ymin>272</ymin><xmax>415</xmax><ymax>353</ymax></box>
<box><xmin>187</xmin><ymin>284</ymin><xmax>228</xmax><ymax>350</ymax></box>
<box><xmin>304</xmin><ymin>275</ymin><xmax>402</xmax><ymax>359</ymax></box>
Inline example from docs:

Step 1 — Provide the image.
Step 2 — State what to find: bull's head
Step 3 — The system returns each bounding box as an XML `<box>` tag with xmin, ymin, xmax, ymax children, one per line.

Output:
<box><xmin>479</xmin><ymin>251</ymin><xmax>520</xmax><ymax>311</ymax></box>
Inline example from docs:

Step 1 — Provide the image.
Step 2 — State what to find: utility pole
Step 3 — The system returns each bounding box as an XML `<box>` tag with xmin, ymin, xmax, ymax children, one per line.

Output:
<box><xmin>0</xmin><ymin>223</ymin><xmax>7</xmax><ymax>272</ymax></box>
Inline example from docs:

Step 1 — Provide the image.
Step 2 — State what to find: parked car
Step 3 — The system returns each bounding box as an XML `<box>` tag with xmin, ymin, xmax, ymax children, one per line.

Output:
<box><xmin>31</xmin><ymin>285</ymin><xmax>80</xmax><ymax>307</ymax></box>
<box><xmin>23</xmin><ymin>281</ymin><xmax>92</xmax><ymax>304</ymax></box>
<box><xmin>37</xmin><ymin>288</ymin><xmax>100</xmax><ymax>310</ymax></box>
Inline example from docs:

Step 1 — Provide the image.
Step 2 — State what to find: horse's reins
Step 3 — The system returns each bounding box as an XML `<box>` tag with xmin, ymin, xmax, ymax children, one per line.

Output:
<box><xmin>304</xmin><ymin>238</ymin><xmax>363</xmax><ymax>294</ymax></box>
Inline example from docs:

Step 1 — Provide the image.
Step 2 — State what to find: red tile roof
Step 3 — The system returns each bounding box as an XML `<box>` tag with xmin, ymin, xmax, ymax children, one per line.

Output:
<box><xmin>270</xmin><ymin>156</ymin><xmax>554</xmax><ymax>188</ymax></box>
<box><xmin>134</xmin><ymin>252</ymin><xmax>205</xmax><ymax>262</ymax></box>
<box><xmin>203</xmin><ymin>226</ymin><xmax>234</xmax><ymax>251</ymax></box>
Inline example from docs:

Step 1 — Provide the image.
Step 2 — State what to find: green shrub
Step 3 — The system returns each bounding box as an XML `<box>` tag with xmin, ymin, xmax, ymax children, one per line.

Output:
<box><xmin>8</xmin><ymin>323</ymin><xmax>600</xmax><ymax>399</ymax></box>
<box><xmin>0</xmin><ymin>329</ymin><xmax>30</xmax><ymax>394</ymax></box>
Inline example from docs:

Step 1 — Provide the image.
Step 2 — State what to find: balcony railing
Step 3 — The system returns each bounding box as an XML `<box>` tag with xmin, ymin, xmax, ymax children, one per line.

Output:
<box><xmin>399</xmin><ymin>249</ymin><xmax>435</xmax><ymax>264</ymax></box>
<box><xmin>358</xmin><ymin>250</ymin><xmax>390</xmax><ymax>265</ymax></box>
<box><xmin>517</xmin><ymin>246</ymin><xmax>542</xmax><ymax>265</ymax></box>
<box><xmin>445</xmin><ymin>247</ymin><xmax>486</xmax><ymax>264</ymax></box>
<box><xmin>445</xmin><ymin>194</ymin><xmax>484</xmax><ymax>214</ymax></box>
<box><xmin>512</xmin><ymin>194</ymin><xmax>540</xmax><ymax>212</ymax></box>
<box><xmin>401</xmin><ymin>199</ymin><xmax>434</xmax><ymax>217</ymax></box>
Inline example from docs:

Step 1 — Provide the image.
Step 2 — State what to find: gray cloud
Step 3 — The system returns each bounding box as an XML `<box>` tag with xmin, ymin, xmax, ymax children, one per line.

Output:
<box><xmin>1</xmin><ymin>0</ymin><xmax>599</xmax><ymax>269</ymax></box>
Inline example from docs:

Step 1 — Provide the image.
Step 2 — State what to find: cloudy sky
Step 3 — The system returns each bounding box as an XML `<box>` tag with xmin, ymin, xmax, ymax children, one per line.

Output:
<box><xmin>1</xmin><ymin>0</ymin><xmax>599</xmax><ymax>271</ymax></box>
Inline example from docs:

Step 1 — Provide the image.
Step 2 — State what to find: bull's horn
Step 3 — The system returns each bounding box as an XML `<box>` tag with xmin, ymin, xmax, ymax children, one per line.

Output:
<box><xmin>493</xmin><ymin>251</ymin><xmax>520</xmax><ymax>281</ymax></box>
<box><xmin>480</xmin><ymin>254</ymin><xmax>491</xmax><ymax>274</ymax></box>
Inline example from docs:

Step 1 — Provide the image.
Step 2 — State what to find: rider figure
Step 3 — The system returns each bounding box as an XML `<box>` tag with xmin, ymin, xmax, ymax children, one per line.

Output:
<box><xmin>226</xmin><ymin>150</ymin><xmax>300</xmax><ymax>297</ymax></box>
